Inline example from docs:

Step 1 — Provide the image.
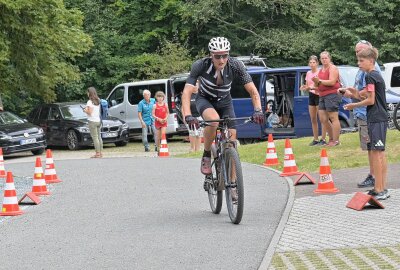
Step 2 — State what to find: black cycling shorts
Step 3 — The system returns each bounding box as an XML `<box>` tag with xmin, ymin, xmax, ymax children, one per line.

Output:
<box><xmin>309</xmin><ymin>92</ymin><xmax>320</xmax><ymax>106</ymax></box>
<box><xmin>196</xmin><ymin>94</ymin><xmax>237</xmax><ymax>129</ymax></box>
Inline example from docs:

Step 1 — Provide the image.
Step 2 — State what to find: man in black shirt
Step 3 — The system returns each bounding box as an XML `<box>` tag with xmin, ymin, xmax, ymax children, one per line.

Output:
<box><xmin>182</xmin><ymin>37</ymin><xmax>264</xmax><ymax>175</ymax></box>
<box><xmin>344</xmin><ymin>47</ymin><xmax>389</xmax><ymax>200</ymax></box>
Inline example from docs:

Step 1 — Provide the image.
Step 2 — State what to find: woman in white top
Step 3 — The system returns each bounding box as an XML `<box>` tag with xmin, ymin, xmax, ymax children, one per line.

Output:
<box><xmin>84</xmin><ymin>87</ymin><xmax>103</xmax><ymax>158</ymax></box>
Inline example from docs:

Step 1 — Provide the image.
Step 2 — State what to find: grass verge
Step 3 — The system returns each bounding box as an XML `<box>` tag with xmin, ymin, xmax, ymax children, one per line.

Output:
<box><xmin>177</xmin><ymin>129</ymin><xmax>400</xmax><ymax>172</ymax></box>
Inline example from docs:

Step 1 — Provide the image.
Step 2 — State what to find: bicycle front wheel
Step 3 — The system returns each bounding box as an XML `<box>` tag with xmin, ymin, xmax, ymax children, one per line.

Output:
<box><xmin>224</xmin><ymin>147</ymin><xmax>244</xmax><ymax>224</ymax></box>
<box><xmin>207</xmin><ymin>146</ymin><xmax>222</xmax><ymax>214</ymax></box>
<box><xmin>393</xmin><ymin>102</ymin><xmax>400</xmax><ymax>131</ymax></box>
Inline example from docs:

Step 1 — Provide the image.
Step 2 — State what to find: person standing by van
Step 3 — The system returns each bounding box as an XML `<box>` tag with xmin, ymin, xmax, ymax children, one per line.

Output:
<box><xmin>152</xmin><ymin>91</ymin><xmax>169</xmax><ymax>154</ymax></box>
<box><xmin>300</xmin><ymin>55</ymin><xmax>327</xmax><ymax>146</ymax></box>
<box><xmin>138</xmin><ymin>90</ymin><xmax>156</xmax><ymax>152</ymax></box>
<box><xmin>312</xmin><ymin>51</ymin><xmax>341</xmax><ymax>146</ymax></box>
<box><xmin>84</xmin><ymin>87</ymin><xmax>103</xmax><ymax>158</ymax></box>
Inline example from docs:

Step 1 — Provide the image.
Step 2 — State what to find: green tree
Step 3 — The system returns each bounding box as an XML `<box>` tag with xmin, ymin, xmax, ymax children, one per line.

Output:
<box><xmin>183</xmin><ymin>0</ymin><xmax>317</xmax><ymax>66</ymax></box>
<box><xmin>0</xmin><ymin>0</ymin><xmax>92</xmax><ymax>112</ymax></box>
<box><xmin>314</xmin><ymin>0</ymin><xmax>400</xmax><ymax>64</ymax></box>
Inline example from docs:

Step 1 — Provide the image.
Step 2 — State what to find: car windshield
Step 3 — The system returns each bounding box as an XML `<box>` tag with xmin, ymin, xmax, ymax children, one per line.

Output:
<box><xmin>0</xmin><ymin>111</ymin><xmax>25</xmax><ymax>125</ymax></box>
<box><xmin>60</xmin><ymin>105</ymin><xmax>87</xmax><ymax>120</ymax></box>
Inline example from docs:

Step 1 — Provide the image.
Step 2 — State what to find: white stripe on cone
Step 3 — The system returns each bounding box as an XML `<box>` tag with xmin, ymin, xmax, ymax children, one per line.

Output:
<box><xmin>268</xmin><ymin>142</ymin><xmax>275</xmax><ymax>148</ymax></box>
<box><xmin>284</xmin><ymin>159</ymin><xmax>296</xmax><ymax>167</ymax></box>
<box><xmin>45</xmin><ymin>169</ymin><xmax>56</xmax><ymax>175</ymax></box>
<box><xmin>5</xmin><ymin>183</ymin><xmax>16</xmax><ymax>190</ymax></box>
<box><xmin>160</xmin><ymin>148</ymin><xmax>168</xmax><ymax>153</ymax></box>
<box><xmin>267</xmin><ymin>153</ymin><xmax>278</xmax><ymax>158</ymax></box>
<box><xmin>33</xmin><ymin>179</ymin><xmax>46</xmax><ymax>186</ymax></box>
<box><xmin>320</xmin><ymin>174</ymin><xmax>333</xmax><ymax>183</ymax></box>
<box><xmin>34</xmin><ymin>167</ymin><xmax>43</xmax><ymax>173</ymax></box>
<box><xmin>161</xmin><ymin>140</ymin><xmax>167</xmax><ymax>144</ymax></box>
<box><xmin>46</xmin><ymin>158</ymin><xmax>54</xmax><ymax>164</ymax></box>
<box><xmin>3</xmin><ymin>197</ymin><xmax>18</xmax><ymax>205</ymax></box>
<box><xmin>320</xmin><ymin>157</ymin><xmax>329</xmax><ymax>166</ymax></box>
<box><xmin>284</xmin><ymin>148</ymin><xmax>293</xmax><ymax>154</ymax></box>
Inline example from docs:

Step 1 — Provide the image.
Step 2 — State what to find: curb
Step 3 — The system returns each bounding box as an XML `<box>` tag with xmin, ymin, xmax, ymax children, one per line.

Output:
<box><xmin>256</xmin><ymin>165</ymin><xmax>295</xmax><ymax>270</ymax></box>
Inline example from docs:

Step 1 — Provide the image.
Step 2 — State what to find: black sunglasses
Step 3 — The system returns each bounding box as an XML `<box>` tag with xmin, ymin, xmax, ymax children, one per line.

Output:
<box><xmin>358</xmin><ymin>40</ymin><xmax>370</xmax><ymax>45</ymax></box>
<box><xmin>213</xmin><ymin>54</ymin><xmax>229</xmax><ymax>60</ymax></box>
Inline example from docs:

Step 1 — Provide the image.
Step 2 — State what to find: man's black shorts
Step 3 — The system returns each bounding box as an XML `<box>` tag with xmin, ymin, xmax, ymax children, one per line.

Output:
<box><xmin>196</xmin><ymin>94</ymin><xmax>236</xmax><ymax>129</ymax></box>
<box><xmin>309</xmin><ymin>92</ymin><xmax>320</xmax><ymax>106</ymax></box>
<box><xmin>367</xmin><ymin>121</ymin><xmax>387</xmax><ymax>151</ymax></box>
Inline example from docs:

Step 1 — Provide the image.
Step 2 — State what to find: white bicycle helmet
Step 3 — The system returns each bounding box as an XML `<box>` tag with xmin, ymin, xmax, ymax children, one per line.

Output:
<box><xmin>208</xmin><ymin>37</ymin><xmax>231</xmax><ymax>52</ymax></box>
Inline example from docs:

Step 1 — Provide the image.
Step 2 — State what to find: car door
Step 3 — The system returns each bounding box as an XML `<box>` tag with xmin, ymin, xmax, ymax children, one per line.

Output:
<box><xmin>47</xmin><ymin>106</ymin><xmax>64</xmax><ymax>145</ymax></box>
<box><xmin>36</xmin><ymin>106</ymin><xmax>52</xmax><ymax>143</ymax></box>
<box><xmin>108</xmin><ymin>86</ymin><xmax>127</xmax><ymax>124</ymax></box>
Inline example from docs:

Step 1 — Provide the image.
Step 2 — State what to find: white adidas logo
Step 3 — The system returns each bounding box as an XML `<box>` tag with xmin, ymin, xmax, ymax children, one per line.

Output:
<box><xmin>375</xmin><ymin>140</ymin><xmax>384</xmax><ymax>147</ymax></box>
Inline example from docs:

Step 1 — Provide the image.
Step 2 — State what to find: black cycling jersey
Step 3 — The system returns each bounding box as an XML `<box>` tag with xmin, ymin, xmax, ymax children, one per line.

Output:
<box><xmin>186</xmin><ymin>57</ymin><xmax>252</xmax><ymax>101</ymax></box>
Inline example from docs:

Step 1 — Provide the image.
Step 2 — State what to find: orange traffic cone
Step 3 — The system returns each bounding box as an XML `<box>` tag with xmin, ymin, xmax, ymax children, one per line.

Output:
<box><xmin>263</xmin><ymin>134</ymin><xmax>279</xmax><ymax>166</ymax></box>
<box><xmin>45</xmin><ymin>149</ymin><xmax>62</xmax><ymax>183</ymax></box>
<box><xmin>0</xmin><ymin>172</ymin><xmax>23</xmax><ymax>216</ymax></box>
<box><xmin>0</xmin><ymin>148</ymin><xmax>6</xmax><ymax>178</ymax></box>
<box><xmin>280</xmin><ymin>138</ymin><xmax>301</xmax><ymax>176</ymax></box>
<box><xmin>159</xmin><ymin>132</ymin><xmax>170</xmax><ymax>157</ymax></box>
<box><xmin>31</xmin><ymin>158</ymin><xmax>51</xmax><ymax>195</ymax></box>
<box><xmin>314</xmin><ymin>149</ymin><xmax>339</xmax><ymax>194</ymax></box>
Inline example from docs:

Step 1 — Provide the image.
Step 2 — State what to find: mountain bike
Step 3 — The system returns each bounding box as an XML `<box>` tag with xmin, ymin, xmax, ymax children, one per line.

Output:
<box><xmin>201</xmin><ymin>117</ymin><xmax>252</xmax><ymax>224</ymax></box>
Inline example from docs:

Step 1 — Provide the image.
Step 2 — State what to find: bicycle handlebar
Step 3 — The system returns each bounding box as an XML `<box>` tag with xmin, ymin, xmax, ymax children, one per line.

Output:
<box><xmin>200</xmin><ymin>116</ymin><xmax>253</xmax><ymax>127</ymax></box>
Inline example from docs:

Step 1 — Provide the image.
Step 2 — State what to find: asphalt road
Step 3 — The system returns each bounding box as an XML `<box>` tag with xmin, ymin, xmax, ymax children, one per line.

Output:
<box><xmin>0</xmin><ymin>157</ymin><xmax>288</xmax><ymax>269</ymax></box>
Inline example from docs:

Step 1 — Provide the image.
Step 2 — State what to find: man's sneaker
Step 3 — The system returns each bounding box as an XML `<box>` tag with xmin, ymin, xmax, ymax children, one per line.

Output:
<box><xmin>358</xmin><ymin>174</ymin><xmax>375</xmax><ymax>188</ymax></box>
<box><xmin>318</xmin><ymin>139</ymin><xmax>327</xmax><ymax>146</ymax></box>
<box><xmin>201</xmin><ymin>157</ymin><xmax>212</xmax><ymax>175</ymax></box>
<box><xmin>309</xmin><ymin>140</ymin><xmax>319</xmax><ymax>146</ymax></box>
<box><xmin>145</xmin><ymin>147</ymin><xmax>150</xmax><ymax>152</ymax></box>
<box><xmin>370</xmin><ymin>190</ymin><xmax>390</xmax><ymax>200</ymax></box>
<box><xmin>155</xmin><ymin>146</ymin><xmax>158</xmax><ymax>152</ymax></box>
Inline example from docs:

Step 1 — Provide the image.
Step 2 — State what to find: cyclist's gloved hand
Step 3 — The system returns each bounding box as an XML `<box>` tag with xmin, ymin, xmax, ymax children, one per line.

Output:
<box><xmin>185</xmin><ymin>115</ymin><xmax>200</xmax><ymax>130</ymax></box>
<box><xmin>252</xmin><ymin>109</ymin><xmax>265</xmax><ymax>124</ymax></box>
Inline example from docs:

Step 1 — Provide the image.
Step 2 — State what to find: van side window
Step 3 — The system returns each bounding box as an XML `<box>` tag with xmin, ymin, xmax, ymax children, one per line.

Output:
<box><xmin>231</xmin><ymin>74</ymin><xmax>261</xmax><ymax>98</ymax></box>
<box><xmin>109</xmin><ymin>87</ymin><xmax>125</xmax><ymax>107</ymax></box>
<box><xmin>391</xmin><ymin>66</ymin><xmax>400</xmax><ymax>87</ymax></box>
<box><xmin>128</xmin><ymin>85</ymin><xmax>148</xmax><ymax>105</ymax></box>
<box><xmin>299</xmin><ymin>72</ymin><xmax>309</xmax><ymax>96</ymax></box>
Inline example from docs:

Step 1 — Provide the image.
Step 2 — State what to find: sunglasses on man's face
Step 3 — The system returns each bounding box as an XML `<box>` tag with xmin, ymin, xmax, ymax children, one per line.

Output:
<box><xmin>213</xmin><ymin>54</ymin><xmax>229</xmax><ymax>60</ymax></box>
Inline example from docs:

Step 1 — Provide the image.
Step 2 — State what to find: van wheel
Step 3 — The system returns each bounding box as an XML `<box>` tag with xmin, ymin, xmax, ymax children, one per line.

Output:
<box><xmin>239</xmin><ymin>138</ymin><xmax>254</xmax><ymax>145</ymax></box>
<box><xmin>340</xmin><ymin>119</ymin><xmax>349</xmax><ymax>128</ymax></box>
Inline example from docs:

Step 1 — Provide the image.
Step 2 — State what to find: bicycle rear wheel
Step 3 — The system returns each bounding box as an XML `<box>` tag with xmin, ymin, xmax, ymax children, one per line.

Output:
<box><xmin>207</xmin><ymin>147</ymin><xmax>222</xmax><ymax>214</ymax></box>
<box><xmin>224</xmin><ymin>147</ymin><xmax>244</xmax><ymax>224</ymax></box>
<box><xmin>393</xmin><ymin>102</ymin><xmax>400</xmax><ymax>131</ymax></box>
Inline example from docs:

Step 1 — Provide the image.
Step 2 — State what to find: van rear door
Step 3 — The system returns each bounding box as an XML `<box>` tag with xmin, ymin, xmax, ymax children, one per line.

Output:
<box><xmin>293</xmin><ymin>70</ymin><xmax>313</xmax><ymax>137</ymax></box>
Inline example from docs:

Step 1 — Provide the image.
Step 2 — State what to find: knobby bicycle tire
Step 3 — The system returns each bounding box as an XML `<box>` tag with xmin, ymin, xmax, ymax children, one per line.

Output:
<box><xmin>224</xmin><ymin>147</ymin><xmax>244</xmax><ymax>224</ymax></box>
<box><xmin>207</xmin><ymin>145</ymin><xmax>222</xmax><ymax>214</ymax></box>
<box><xmin>393</xmin><ymin>102</ymin><xmax>400</xmax><ymax>131</ymax></box>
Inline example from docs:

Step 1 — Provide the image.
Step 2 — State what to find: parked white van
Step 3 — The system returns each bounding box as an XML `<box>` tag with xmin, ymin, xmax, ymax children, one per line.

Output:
<box><xmin>106</xmin><ymin>79</ymin><xmax>179</xmax><ymax>138</ymax></box>
<box><xmin>382</xmin><ymin>62</ymin><xmax>400</xmax><ymax>94</ymax></box>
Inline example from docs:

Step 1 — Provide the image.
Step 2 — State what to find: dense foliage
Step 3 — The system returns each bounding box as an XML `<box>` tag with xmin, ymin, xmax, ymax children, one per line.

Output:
<box><xmin>1</xmin><ymin>0</ymin><xmax>399</xmax><ymax>114</ymax></box>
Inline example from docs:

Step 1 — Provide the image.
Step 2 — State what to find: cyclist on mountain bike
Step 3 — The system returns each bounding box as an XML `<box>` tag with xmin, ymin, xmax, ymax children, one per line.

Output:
<box><xmin>182</xmin><ymin>37</ymin><xmax>264</xmax><ymax>175</ymax></box>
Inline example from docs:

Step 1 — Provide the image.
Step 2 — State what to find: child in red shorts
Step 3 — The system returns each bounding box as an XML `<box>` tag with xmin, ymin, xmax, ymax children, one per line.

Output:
<box><xmin>152</xmin><ymin>91</ymin><xmax>169</xmax><ymax>153</ymax></box>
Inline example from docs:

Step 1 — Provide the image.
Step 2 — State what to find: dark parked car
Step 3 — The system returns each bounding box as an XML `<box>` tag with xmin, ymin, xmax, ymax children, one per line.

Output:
<box><xmin>27</xmin><ymin>102</ymin><xmax>129</xmax><ymax>150</ymax></box>
<box><xmin>0</xmin><ymin>111</ymin><xmax>46</xmax><ymax>155</ymax></box>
